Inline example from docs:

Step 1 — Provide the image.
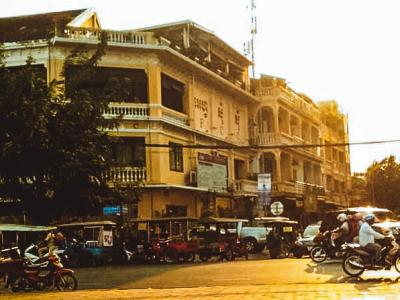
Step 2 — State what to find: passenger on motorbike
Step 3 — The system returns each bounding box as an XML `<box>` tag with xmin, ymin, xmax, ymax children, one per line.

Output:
<box><xmin>359</xmin><ymin>214</ymin><xmax>385</xmax><ymax>266</ymax></box>
<box><xmin>331</xmin><ymin>213</ymin><xmax>348</xmax><ymax>247</ymax></box>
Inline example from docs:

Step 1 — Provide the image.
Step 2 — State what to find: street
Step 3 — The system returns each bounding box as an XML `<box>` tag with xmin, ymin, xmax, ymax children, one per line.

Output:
<box><xmin>2</xmin><ymin>255</ymin><xmax>400</xmax><ymax>299</ymax></box>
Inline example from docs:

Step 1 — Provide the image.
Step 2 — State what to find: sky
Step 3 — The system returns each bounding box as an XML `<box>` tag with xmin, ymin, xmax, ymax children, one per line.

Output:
<box><xmin>1</xmin><ymin>0</ymin><xmax>399</xmax><ymax>173</ymax></box>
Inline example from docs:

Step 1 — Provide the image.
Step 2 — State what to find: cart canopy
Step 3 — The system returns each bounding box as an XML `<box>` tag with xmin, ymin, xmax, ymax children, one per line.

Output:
<box><xmin>0</xmin><ymin>224</ymin><xmax>56</xmax><ymax>232</ymax></box>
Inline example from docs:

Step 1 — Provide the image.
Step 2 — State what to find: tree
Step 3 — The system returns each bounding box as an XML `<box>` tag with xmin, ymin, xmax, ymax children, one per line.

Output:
<box><xmin>0</xmin><ymin>39</ymin><xmax>134</xmax><ymax>224</ymax></box>
<box><xmin>365</xmin><ymin>155</ymin><xmax>400</xmax><ymax>212</ymax></box>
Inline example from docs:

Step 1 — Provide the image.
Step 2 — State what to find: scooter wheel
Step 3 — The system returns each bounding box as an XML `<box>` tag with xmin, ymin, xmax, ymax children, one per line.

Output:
<box><xmin>310</xmin><ymin>246</ymin><xmax>327</xmax><ymax>263</ymax></box>
<box><xmin>342</xmin><ymin>254</ymin><xmax>365</xmax><ymax>277</ymax></box>
<box><xmin>56</xmin><ymin>274</ymin><xmax>78</xmax><ymax>291</ymax></box>
<box><xmin>199</xmin><ymin>253</ymin><xmax>209</xmax><ymax>262</ymax></box>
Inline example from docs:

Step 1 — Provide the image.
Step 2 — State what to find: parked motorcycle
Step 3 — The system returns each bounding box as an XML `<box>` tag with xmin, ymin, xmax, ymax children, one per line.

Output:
<box><xmin>232</xmin><ymin>238</ymin><xmax>249</xmax><ymax>260</ymax></box>
<box><xmin>9</xmin><ymin>253</ymin><xmax>78</xmax><ymax>292</ymax></box>
<box><xmin>24</xmin><ymin>243</ymin><xmax>66</xmax><ymax>266</ymax></box>
<box><xmin>342</xmin><ymin>237</ymin><xmax>400</xmax><ymax>277</ymax></box>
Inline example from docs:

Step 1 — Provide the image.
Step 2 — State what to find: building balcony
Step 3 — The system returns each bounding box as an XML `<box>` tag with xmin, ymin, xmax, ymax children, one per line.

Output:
<box><xmin>61</xmin><ymin>27</ymin><xmax>158</xmax><ymax>46</ymax></box>
<box><xmin>161</xmin><ymin>106</ymin><xmax>189</xmax><ymax>126</ymax></box>
<box><xmin>103</xmin><ymin>102</ymin><xmax>189</xmax><ymax>127</ymax></box>
<box><xmin>103</xmin><ymin>103</ymin><xmax>150</xmax><ymax>120</ymax></box>
<box><xmin>232</xmin><ymin>179</ymin><xmax>258</xmax><ymax>194</ymax></box>
<box><xmin>56</xmin><ymin>28</ymin><xmax>247</xmax><ymax>91</ymax></box>
<box><xmin>272</xmin><ymin>181</ymin><xmax>325</xmax><ymax>196</ymax></box>
<box><xmin>255</xmin><ymin>86</ymin><xmax>320</xmax><ymax>123</ymax></box>
<box><xmin>103</xmin><ymin>166</ymin><xmax>147</xmax><ymax>185</ymax></box>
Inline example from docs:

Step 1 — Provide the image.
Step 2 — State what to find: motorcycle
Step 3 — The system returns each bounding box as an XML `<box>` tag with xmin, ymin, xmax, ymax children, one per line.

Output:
<box><xmin>232</xmin><ymin>238</ymin><xmax>249</xmax><ymax>260</ymax></box>
<box><xmin>9</xmin><ymin>253</ymin><xmax>78</xmax><ymax>292</ymax></box>
<box><xmin>342</xmin><ymin>237</ymin><xmax>400</xmax><ymax>277</ymax></box>
<box><xmin>0</xmin><ymin>247</ymin><xmax>23</xmax><ymax>288</ymax></box>
<box><xmin>24</xmin><ymin>243</ymin><xmax>66</xmax><ymax>266</ymax></box>
<box><xmin>310</xmin><ymin>231</ymin><xmax>346</xmax><ymax>263</ymax></box>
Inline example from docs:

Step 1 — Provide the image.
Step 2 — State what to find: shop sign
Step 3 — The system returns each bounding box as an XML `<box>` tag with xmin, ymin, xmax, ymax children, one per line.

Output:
<box><xmin>102</xmin><ymin>230</ymin><xmax>113</xmax><ymax>247</ymax></box>
<box><xmin>197</xmin><ymin>152</ymin><xmax>228</xmax><ymax>192</ymax></box>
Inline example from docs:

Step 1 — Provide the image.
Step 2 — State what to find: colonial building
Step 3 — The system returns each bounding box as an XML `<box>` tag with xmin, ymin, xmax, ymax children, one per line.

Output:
<box><xmin>318</xmin><ymin>101</ymin><xmax>352</xmax><ymax>209</ymax></box>
<box><xmin>0</xmin><ymin>8</ymin><xmax>259</xmax><ymax>220</ymax></box>
<box><xmin>250</xmin><ymin>75</ymin><xmax>325</xmax><ymax>224</ymax></box>
<box><xmin>0</xmin><ymin>8</ymin><xmax>351</xmax><ymax>224</ymax></box>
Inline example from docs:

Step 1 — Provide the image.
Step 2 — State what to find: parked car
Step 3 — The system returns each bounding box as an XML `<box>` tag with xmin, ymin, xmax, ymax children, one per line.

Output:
<box><xmin>292</xmin><ymin>223</ymin><xmax>321</xmax><ymax>258</ymax></box>
<box><xmin>240</xmin><ymin>222</ymin><xmax>268</xmax><ymax>253</ymax></box>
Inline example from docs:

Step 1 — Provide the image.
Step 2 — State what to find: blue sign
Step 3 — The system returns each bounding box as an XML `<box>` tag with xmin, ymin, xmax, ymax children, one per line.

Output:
<box><xmin>103</xmin><ymin>206</ymin><xmax>121</xmax><ymax>215</ymax></box>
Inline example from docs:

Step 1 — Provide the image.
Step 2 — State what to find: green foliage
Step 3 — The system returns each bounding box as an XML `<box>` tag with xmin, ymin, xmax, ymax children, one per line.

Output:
<box><xmin>0</xmin><ymin>39</ymin><xmax>127</xmax><ymax>223</ymax></box>
<box><xmin>366</xmin><ymin>155</ymin><xmax>400</xmax><ymax>212</ymax></box>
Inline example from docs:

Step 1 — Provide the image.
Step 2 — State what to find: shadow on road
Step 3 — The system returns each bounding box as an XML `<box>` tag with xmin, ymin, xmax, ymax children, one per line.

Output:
<box><xmin>74</xmin><ymin>254</ymin><xmax>253</xmax><ymax>290</ymax></box>
<box><xmin>304</xmin><ymin>259</ymin><xmax>400</xmax><ymax>288</ymax></box>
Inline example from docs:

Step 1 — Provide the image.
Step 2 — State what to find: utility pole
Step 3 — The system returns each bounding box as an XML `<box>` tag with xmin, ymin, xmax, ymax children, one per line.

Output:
<box><xmin>244</xmin><ymin>0</ymin><xmax>257</xmax><ymax>78</ymax></box>
<box><xmin>250</xmin><ymin>0</ymin><xmax>257</xmax><ymax>78</ymax></box>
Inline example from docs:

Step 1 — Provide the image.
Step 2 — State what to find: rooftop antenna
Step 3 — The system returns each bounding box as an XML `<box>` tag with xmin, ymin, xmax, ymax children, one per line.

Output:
<box><xmin>244</xmin><ymin>0</ymin><xmax>257</xmax><ymax>78</ymax></box>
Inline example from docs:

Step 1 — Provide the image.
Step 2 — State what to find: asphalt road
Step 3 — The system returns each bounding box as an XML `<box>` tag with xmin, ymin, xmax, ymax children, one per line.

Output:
<box><xmin>2</xmin><ymin>255</ymin><xmax>400</xmax><ymax>299</ymax></box>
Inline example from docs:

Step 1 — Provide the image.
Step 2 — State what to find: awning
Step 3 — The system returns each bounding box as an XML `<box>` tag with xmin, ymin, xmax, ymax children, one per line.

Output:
<box><xmin>0</xmin><ymin>224</ymin><xmax>56</xmax><ymax>232</ymax></box>
<box><xmin>56</xmin><ymin>221</ymin><xmax>116</xmax><ymax>228</ymax></box>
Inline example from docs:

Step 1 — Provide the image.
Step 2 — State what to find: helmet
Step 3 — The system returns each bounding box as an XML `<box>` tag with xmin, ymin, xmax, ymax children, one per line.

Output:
<box><xmin>364</xmin><ymin>213</ymin><xmax>375</xmax><ymax>223</ymax></box>
<box><xmin>352</xmin><ymin>212</ymin><xmax>363</xmax><ymax>221</ymax></box>
<box><xmin>337</xmin><ymin>213</ymin><xmax>347</xmax><ymax>222</ymax></box>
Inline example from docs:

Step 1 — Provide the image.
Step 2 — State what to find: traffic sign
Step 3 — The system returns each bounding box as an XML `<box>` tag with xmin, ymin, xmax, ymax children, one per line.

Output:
<box><xmin>270</xmin><ymin>201</ymin><xmax>284</xmax><ymax>216</ymax></box>
<box><xmin>258</xmin><ymin>173</ymin><xmax>271</xmax><ymax>191</ymax></box>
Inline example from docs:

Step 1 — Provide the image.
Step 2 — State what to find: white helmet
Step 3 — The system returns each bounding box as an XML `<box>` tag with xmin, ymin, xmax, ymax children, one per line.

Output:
<box><xmin>337</xmin><ymin>213</ymin><xmax>347</xmax><ymax>222</ymax></box>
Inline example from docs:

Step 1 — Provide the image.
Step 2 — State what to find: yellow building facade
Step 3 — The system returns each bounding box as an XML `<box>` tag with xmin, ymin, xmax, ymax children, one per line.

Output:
<box><xmin>1</xmin><ymin>8</ymin><xmax>351</xmax><ymax>223</ymax></box>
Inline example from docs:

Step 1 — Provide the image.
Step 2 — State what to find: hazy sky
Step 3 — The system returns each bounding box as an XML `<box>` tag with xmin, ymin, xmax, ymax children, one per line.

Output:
<box><xmin>1</xmin><ymin>0</ymin><xmax>399</xmax><ymax>173</ymax></box>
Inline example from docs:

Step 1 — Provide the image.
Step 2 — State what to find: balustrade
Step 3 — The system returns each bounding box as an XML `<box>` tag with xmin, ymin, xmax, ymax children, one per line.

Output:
<box><xmin>103</xmin><ymin>103</ymin><xmax>150</xmax><ymax>119</ymax></box>
<box><xmin>62</xmin><ymin>28</ymin><xmax>155</xmax><ymax>45</ymax></box>
<box><xmin>103</xmin><ymin>166</ymin><xmax>147</xmax><ymax>183</ymax></box>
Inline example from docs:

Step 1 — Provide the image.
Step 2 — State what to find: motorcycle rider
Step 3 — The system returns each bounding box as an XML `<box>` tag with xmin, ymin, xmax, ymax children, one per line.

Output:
<box><xmin>359</xmin><ymin>213</ymin><xmax>385</xmax><ymax>266</ymax></box>
<box><xmin>331</xmin><ymin>213</ymin><xmax>348</xmax><ymax>247</ymax></box>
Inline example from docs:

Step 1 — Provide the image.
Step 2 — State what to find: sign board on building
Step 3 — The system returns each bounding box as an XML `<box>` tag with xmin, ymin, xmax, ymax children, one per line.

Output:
<box><xmin>258</xmin><ymin>173</ymin><xmax>271</xmax><ymax>191</ymax></box>
<box><xmin>102</xmin><ymin>230</ymin><xmax>113</xmax><ymax>247</ymax></box>
<box><xmin>103</xmin><ymin>206</ymin><xmax>121</xmax><ymax>216</ymax></box>
<box><xmin>197</xmin><ymin>152</ymin><xmax>228</xmax><ymax>192</ymax></box>
<box><xmin>260</xmin><ymin>191</ymin><xmax>271</xmax><ymax>206</ymax></box>
<box><xmin>270</xmin><ymin>201</ymin><xmax>284</xmax><ymax>216</ymax></box>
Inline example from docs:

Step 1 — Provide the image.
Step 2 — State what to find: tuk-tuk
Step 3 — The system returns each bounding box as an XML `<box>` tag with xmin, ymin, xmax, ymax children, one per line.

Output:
<box><xmin>253</xmin><ymin>217</ymin><xmax>299</xmax><ymax>258</ymax></box>
<box><xmin>56</xmin><ymin>221</ymin><xmax>116</xmax><ymax>266</ymax></box>
<box><xmin>0</xmin><ymin>224</ymin><xmax>56</xmax><ymax>250</ymax></box>
<box><xmin>127</xmin><ymin>217</ymin><xmax>198</xmax><ymax>263</ymax></box>
<box><xmin>193</xmin><ymin>217</ymin><xmax>249</xmax><ymax>261</ymax></box>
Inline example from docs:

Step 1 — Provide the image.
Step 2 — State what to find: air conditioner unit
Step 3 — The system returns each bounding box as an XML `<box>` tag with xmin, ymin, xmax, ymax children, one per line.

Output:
<box><xmin>189</xmin><ymin>170</ymin><xmax>197</xmax><ymax>185</ymax></box>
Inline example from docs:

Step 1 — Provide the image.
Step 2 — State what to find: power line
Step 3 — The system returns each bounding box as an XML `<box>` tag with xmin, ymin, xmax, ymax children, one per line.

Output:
<box><xmin>142</xmin><ymin>138</ymin><xmax>400</xmax><ymax>150</ymax></box>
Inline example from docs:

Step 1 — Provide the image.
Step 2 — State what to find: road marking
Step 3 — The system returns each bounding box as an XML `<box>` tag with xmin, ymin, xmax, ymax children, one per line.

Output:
<box><xmin>212</xmin><ymin>278</ymin><xmax>251</xmax><ymax>281</ymax></box>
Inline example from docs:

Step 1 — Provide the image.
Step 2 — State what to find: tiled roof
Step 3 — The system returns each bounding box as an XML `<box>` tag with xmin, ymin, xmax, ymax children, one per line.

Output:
<box><xmin>0</xmin><ymin>9</ymin><xmax>86</xmax><ymax>43</ymax></box>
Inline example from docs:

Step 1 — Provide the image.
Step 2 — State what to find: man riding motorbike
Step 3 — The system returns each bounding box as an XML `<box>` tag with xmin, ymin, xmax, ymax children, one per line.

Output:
<box><xmin>359</xmin><ymin>213</ymin><xmax>385</xmax><ymax>266</ymax></box>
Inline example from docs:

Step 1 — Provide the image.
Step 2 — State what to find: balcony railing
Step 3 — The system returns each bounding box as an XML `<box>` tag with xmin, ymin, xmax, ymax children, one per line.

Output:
<box><xmin>103</xmin><ymin>166</ymin><xmax>147</xmax><ymax>184</ymax></box>
<box><xmin>272</xmin><ymin>181</ymin><xmax>324</xmax><ymax>196</ymax></box>
<box><xmin>233</xmin><ymin>179</ymin><xmax>258</xmax><ymax>194</ymax></box>
<box><xmin>103</xmin><ymin>103</ymin><xmax>189</xmax><ymax>126</ymax></box>
<box><xmin>255</xmin><ymin>86</ymin><xmax>320</xmax><ymax>123</ymax></box>
<box><xmin>103</xmin><ymin>103</ymin><xmax>150</xmax><ymax>119</ymax></box>
<box><xmin>161</xmin><ymin>107</ymin><xmax>189</xmax><ymax>126</ymax></box>
<box><xmin>251</xmin><ymin>132</ymin><xmax>279</xmax><ymax>145</ymax></box>
<box><xmin>61</xmin><ymin>28</ymin><xmax>157</xmax><ymax>45</ymax></box>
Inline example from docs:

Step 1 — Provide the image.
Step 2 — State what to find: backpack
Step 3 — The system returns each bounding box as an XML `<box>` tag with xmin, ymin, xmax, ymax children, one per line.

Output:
<box><xmin>348</xmin><ymin>220</ymin><xmax>359</xmax><ymax>239</ymax></box>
